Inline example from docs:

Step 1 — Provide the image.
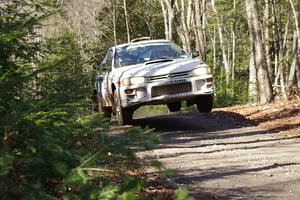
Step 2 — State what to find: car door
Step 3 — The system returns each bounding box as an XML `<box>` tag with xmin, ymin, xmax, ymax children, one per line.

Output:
<box><xmin>101</xmin><ymin>49</ymin><xmax>114</xmax><ymax>107</ymax></box>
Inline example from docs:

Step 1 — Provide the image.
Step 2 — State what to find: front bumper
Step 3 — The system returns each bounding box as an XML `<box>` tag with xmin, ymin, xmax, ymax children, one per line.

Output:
<box><xmin>119</xmin><ymin>75</ymin><xmax>214</xmax><ymax>108</ymax></box>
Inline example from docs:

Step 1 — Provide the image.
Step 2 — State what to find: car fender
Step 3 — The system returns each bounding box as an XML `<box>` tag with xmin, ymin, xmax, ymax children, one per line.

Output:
<box><xmin>100</xmin><ymin>72</ymin><xmax>113</xmax><ymax>107</ymax></box>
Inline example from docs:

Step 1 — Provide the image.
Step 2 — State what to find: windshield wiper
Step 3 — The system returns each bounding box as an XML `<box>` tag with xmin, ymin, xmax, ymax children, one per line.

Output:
<box><xmin>144</xmin><ymin>58</ymin><xmax>174</xmax><ymax>65</ymax></box>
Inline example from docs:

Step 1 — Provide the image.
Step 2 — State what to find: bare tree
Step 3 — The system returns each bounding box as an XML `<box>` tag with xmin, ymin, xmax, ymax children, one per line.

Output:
<box><xmin>175</xmin><ymin>0</ymin><xmax>192</xmax><ymax>53</ymax></box>
<box><xmin>123</xmin><ymin>0</ymin><xmax>130</xmax><ymax>42</ymax></box>
<box><xmin>211</xmin><ymin>0</ymin><xmax>230</xmax><ymax>83</ymax></box>
<box><xmin>163</xmin><ymin>0</ymin><xmax>175</xmax><ymax>41</ymax></box>
<box><xmin>111</xmin><ymin>0</ymin><xmax>117</xmax><ymax>46</ymax></box>
<box><xmin>273</xmin><ymin>14</ymin><xmax>289</xmax><ymax>101</ymax></box>
<box><xmin>245</xmin><ymin>0</ymin><xmax>273</xmax><ymax>104</ymax></box>
<box><xmin>289</xmin><ymin>0</ymin><xmax>300</xmax><ymax>88</ymax></box>
<box><xmin>160</xmin><ymin>0</ymin><xmax>169</xmax><ymax>39</ymax></box>
<box><xmin>248</xmin><ymin>52</ymin><xmax>258</xmax><ymax>102</ymax></box>
<box><xmin>231</xmin><ymin>0</ymin><xmax>236</xmax><ymax>82</ymax></box>
<box><xmin>263</xmin><ymin>0</ymin><xmax>273</xmax><ymax>78</ymax></box>
<box><xmin>289</xmin><ymin>30</ymin><xmax>300</xmax><ymax>88</ymax></box>
<box><xmin>193</xmin><ymin>0</ymin><xmax>205</xmax><ymax>59</ymax></box>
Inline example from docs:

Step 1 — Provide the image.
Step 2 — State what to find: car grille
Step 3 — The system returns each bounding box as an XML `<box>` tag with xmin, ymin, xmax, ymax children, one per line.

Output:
<box><xmin>148</xmin><ymin>71</ymin><xmax>190</xmax><ymax>82</ymax></box>
<box><xmin>152</xmin><ymin>82</ymin><xmax>192</xmax><ymax>98</ymax></box>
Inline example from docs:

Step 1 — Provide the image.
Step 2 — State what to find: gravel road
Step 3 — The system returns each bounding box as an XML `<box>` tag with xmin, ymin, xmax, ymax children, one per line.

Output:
<box><xmin>134</xmin><ymin>111</ymin><xmax>300</xmax><ymax>200</ymax></box>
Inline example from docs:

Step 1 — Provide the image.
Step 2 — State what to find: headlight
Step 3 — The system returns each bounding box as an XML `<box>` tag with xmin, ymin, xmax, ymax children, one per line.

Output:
<box><xmin>121</xmin><ymin>76</ymin><xmax>147</xmax><ymax>86</ymax></box>
<box><xmin>130</xmin><ymin>77</ymin><xmax>147</xmax><ymax>85</ymax></box>
<box><xmin>190</xmin><ymin>66</ymin><xmax>211</xmax><ymax>76</ymax></box>
<box><xmin>121</xmin><ymin>78</ymin><xmax>131</xmax><ymax>86</ymax></box>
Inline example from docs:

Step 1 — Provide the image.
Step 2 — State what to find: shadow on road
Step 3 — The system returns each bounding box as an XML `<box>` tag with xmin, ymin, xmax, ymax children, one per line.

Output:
<box><xmin>174</xmin><ymin>162</ymin><xmax>300</xmax><ymax>184</ymax></box>
<box><xmin>174</xmin><ymin>162</ymin><xmax>300</xmax><ymax>200</ymax></box>
<box><xmin>133</xmin><ymin>111</ymin><xmax>256</xmax><ymax>132</ymax></box>
<box><xmin>133</xmin><ymin>111</ymin><xmax>300</xmax><ymax>199</ymax></box>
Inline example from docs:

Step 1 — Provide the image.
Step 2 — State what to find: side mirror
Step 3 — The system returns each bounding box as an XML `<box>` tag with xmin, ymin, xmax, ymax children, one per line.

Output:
<box><xmin>191</xmin><ymin>51</ymin><xmax>200</xmax><ymax>58</ymax></box>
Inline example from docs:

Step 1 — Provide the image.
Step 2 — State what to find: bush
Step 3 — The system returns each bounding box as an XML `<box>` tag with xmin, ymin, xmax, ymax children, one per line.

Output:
<box><xmin>0</xmin><ymin>1</ymin><xmax>160</xmax><ymax>199</ymax></box>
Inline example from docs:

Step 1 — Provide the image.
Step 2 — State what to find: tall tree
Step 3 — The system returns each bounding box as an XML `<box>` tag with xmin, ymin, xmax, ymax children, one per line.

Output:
<box><xmin>248</xmin><ymin>52</ymin><xmax>258</xmax><ymax>102</ymax></box>
<box><xmin>123</xmin><ymin>0</ymin><xmax>131</xmax><ymax>42</ymax></box>
<box><xmin>162</xmin><ymin>0</ymin><xmax>175</xmax><ymax>41</ymax></box>
<box><xmin>211</xmin><ymin>0</ymin><xmax>230</xmax><ymax>83</ymax></box>
<box><xmin>160</xmin><ymin>0</ymin><xmax>170</xmax><ymax>39</ymax></box>
<box><xmin>245</xmin><ymin>0</ymin><xmax>273</xmax><ymax>104</ymax></box>
<box><xmin>289</xmin><ymin>0</ymin><xmax>300</xmax><ymax>88</ymax></box>
<box><xmin>263</xmin><ymin>0</ymin><xmax>273</xmax><ymax>78</ymax></box>
<box><xmin>175</xmin><ymin>0</ymin><xmax>193</xmax><ymax>53</ymax></box>
<box><xmin>193</xmin><ymin>0</ymin><xmax>205</xmax><ymax>59</ymax></box>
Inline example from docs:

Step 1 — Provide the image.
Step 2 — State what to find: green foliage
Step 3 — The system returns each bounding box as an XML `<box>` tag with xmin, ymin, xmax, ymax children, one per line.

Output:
<box><xmin>3</xmin><ymin>0</ymin><xmax>270</xmax><ymax>198</ymax></box>
<box><xmin>159</xmin><ymin>169</ymin><xmax>175</xmax><ymax>179</ymax></box>
<box><xmin>213</xmin><ymin>67</ymin><xmax>249</xmax><ymax>108</ymax></box>
<box><xmin>92</xmin><ymin>0</ymin><xmax>164</xmax><ymax>64</ymax></box>
<box><xmin>173</xmin><ymin>188</ymin><xmax>195</xmax><ymax>200</ymax></box>
<box><xmin>150</xmin><ymin>160</ymin><xmax>163</xmax><ymax>170</ymax></box>
<box><xmin>0</xmin><ymin>1</ymin><xmax>161</xmax><ymax>199</ymax></box>
<box><xmin>150</xmin><ymin>160</ymin><xmax>174</xmax><ymax>179</ymax></box>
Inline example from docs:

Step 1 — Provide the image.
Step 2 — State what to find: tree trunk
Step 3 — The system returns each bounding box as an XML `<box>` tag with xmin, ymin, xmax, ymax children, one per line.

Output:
<box><xmin>160</xmin><ymin>0</ymin><xmax>169</xmax><ymax>40</ymax></box>
<box><xmin>193</xmin><ymin>6</ymin><xmax>201</xmax><ymax>57</ymax></box>
<box><xmin>123</xmin><ymin>0</ymin><xmax>130</xmax><ymax>42</ymax></box>
<box><xmin>112</xmin><ymin>1</ymin><xmax>117</xmax><ymax>46</ymax></box>
<box><xmin>264</xmin><ymin>0</ymin><xmax>273</xmax><ymax>79</ymax></box>
<box><xmin>174</xmin><ymin>0</ymin><xmax>192</xmax><ymax>53</ymax></box>
<box><xmin>181</xmin><ymin>0</ymin><xmax>192</xmax><ymax>53</ymax></box>
<box><xmin>201</xmin><ymin>0</ymin><xmax>206</xmax><ymax>55</ymax></box>
<box><xmin>211</xmin><ymin>0</ymin><xmax>230</xmax><ymax>83</ymax></box>
<box><xmin>213</xmin><ymin>27</ymin><xmax>216</xmax><ymax>69</ymax></box>
<box><xmin>232</xmin><ymin>0</ymin><xmax>236</xmax><ymax>81</ymax></box>
<box><xmin>271</xmin><ymin>1</ymin><xmax>278</xmax><ymax>76</ymax></box>
<box><xmin>193</xmin><ymin>0</ymin><xmax>205</xmax><ymax>59</ymax></box>
<box><xmin>245</xmin><ymin>0</ymin><xmax>273</xmax><ymax>104</ymax></box>
<box><xmin>289</xmin><ymin>0</ymin><xmax>300</xmax><ymax>88</ymax></box>
<box><xmin>163</xmin><ymin>0</ymin><xmax>175</xmax><ymax>41</ymax></box>
<box><xmin>275</xmin><ymin>16</ymin><xmax>289</xmax><ymax>101</ymax></box>
<box><xmin>289</xmin><ymin>30</ymin><xmax>300</xmax><ymax>88</ymax></box>
<box><xmin>248</xmin><ymin>52</ymin><xmax>258</xmax><ymax>102</ymax></box>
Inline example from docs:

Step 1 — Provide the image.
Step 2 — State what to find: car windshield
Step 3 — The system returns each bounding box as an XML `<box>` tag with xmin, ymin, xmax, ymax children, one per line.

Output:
<box><xmin>114</xmin><ymin>42</ymin><xmax>189</xmax><ymax>67</ymax></box>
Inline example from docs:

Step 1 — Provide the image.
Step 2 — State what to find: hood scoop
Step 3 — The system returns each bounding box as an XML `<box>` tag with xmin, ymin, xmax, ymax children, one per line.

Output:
<box><xmin>145</xmin><ymin>59</ymin><xmax>174</xmax><ymax>65</ymax></box>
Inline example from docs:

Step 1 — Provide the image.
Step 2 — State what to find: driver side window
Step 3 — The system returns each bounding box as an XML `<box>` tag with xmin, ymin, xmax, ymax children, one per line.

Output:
<box><xmin>102</xmin><ymin>49</ymin><xmax>113</xmax><ymax>69</ymax></box>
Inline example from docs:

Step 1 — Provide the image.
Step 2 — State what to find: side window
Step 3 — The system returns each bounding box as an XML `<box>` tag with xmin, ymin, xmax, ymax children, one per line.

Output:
<box><xmin>104</xmin><ymin>49</ymin><xmax>113</xmax><ymax>69</ymax></box>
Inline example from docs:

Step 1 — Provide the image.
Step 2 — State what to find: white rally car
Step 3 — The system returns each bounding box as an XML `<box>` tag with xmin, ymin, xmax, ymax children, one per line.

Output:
<box><xmin>93</xmin><ymin>38</ymin><xmax>214</xmax><ymax>125</ymax></box>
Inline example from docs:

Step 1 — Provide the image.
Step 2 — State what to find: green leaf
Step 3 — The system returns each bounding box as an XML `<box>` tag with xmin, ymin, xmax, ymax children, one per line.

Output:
<box><xmin>159</xmin><ymin>169</ymin><xmax>175</xmax><ymax>178</ymax></box>
<box><xmin>98</xmin><ymin>185</ymin><xmax>119</xmax><ymax>200</ymax></box>
<box><xmin>52</xmin><ymin>161</ymin><xmax>68</xmax><ymax>176</ymax></box>
<box><xmin>150</xmin><ymin>160</ymin><xmax>163</xmax><ymax>170</ymax></box>
<box><xmin>173</xmin><ymin>188</ymin><xmax>195</xmax><ymax>200</ymax></box>
<box><xmin>66</xmin><ymin>170</ymin><xmax>88</xmax><ymax>184</ymax></box>
<box><xmin>118</xmin><ymin>192</ymin><xmax>143</xmax><ymax>200</ymax></box>
<box><xmin>121</xmin><ymin>175</ymin><xmax>143</xmax><ymax>193</ymax></box>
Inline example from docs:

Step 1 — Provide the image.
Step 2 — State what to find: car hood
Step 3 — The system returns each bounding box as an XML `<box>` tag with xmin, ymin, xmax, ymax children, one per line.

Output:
<box><xmin>115</xmin><ymin>58</ymin><xmax>206</xmax><ymax>78</ymax></box>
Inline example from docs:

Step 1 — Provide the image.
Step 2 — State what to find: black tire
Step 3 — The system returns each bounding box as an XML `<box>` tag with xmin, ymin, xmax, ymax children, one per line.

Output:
<box><xmin>167</xmin><ymin>102</ymin><xmax>182</xmax><ymax>112</ymax></box>
<box><xmin>196</xmin><ymin>95</ymin><xmax>213</xmax><ymax>113</ymax></box>
<box><xmin>93</xmin><ymin>96</ymin><xmax>112</xmax><ymax>118</ymax></box>
<box><xmin>113</xmin><ymin>92</ymin><xmax>133</xmax><ymax>125</ymax></box>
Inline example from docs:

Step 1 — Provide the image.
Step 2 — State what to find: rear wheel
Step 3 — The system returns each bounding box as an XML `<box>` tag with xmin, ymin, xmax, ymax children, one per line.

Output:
<box><xmin>167</xmin><ymin>102</ymin><xmax>182</xmax><ymax>112</ymax></box>
<box><xmin>114</xmin><ymin>92</ymin><xmax>133</xmax><ymax>125</ymax></box>
<box><xmin>196</xmin><ymin>95</ymin><xmax>213</xmax><ymax>113</ymax></box>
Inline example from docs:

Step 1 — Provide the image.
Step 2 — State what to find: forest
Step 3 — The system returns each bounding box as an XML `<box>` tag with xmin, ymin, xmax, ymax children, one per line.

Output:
<box><xmin>0</xmin><ymin>0</ymin><xmax>299</xmax><ymax>199</ymax></box>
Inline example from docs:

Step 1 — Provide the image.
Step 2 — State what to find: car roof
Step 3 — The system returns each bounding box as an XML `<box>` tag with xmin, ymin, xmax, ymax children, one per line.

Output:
<box><xmin>113</xmin><ymin>39</ymin><xmax>171</xmax><ymax>49</ymax></box>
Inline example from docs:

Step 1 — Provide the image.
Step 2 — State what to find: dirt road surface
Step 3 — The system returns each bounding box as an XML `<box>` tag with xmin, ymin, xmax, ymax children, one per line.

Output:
<box><xmin>134</xmin><ymin>111</ymin><xmax>300</xmax><ymax>200</ymax></box>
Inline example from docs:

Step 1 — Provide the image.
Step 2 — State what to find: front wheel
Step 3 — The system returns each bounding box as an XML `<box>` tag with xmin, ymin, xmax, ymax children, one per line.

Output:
<box><xmin>196</xmin><ymin>95</ymin><xmax>213</xmax><ymax>113</ymax></box>
<box><xmin>114</xmin><ymin>92</ymin><xmax>133</xmax><ymax>125</ymax></box>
